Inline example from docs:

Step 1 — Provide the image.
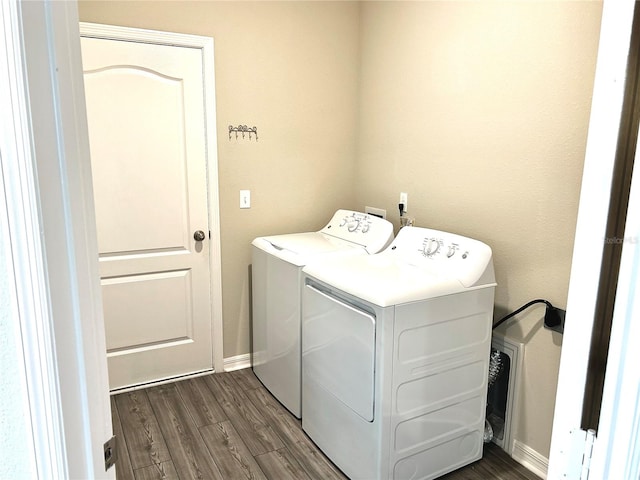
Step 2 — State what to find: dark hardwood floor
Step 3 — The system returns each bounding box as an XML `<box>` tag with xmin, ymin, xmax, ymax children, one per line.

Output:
<box><xmin>111</xmin><ymin>368</ymin><xmax>541</xmax><ymax>480</ymax></box>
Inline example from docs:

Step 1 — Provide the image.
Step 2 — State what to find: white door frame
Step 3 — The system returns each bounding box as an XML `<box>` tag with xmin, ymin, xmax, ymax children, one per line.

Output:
<box><xmin>1</xmin><ymin>1</ymin><xmax>113</xmax><ymax>478</ymax></box>
<box><xmin>589</xmin><ymin>129</ymin><xmax>640</xmax><ymax>480</ymax></box>
<box><xmin>79</xmin><ymin>22</ymin><xmax>225</xmax><ymax>375</ymax></box>
<box><xmin>549</xmin><ymin>0</ymin><xmax>639</xmax><ymax>477</ymax></box>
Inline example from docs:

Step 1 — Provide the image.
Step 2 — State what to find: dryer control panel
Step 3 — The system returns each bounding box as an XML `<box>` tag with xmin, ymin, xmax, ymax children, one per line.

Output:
<box><xmin>320</xmin><ymin>210</ymin><xmax>394</xmax><ymax>254</ymax></box>
<box><xmin>419</xmin><ymin>237</ymin><xmax>465</xmax><ymax>259</ymax></box>
<box><xmin>386</xmin><ymin>226</ymin><xmax>495</xmax><ymax>288</ymax></box>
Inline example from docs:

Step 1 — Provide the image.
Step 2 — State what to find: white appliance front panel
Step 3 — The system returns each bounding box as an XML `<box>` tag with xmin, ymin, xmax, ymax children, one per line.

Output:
<box><xmin>303</xmin><ymin>284</ymin><xmax>376</xmax><ymax>422</ymax></box>
<box><xmin>302</xmin><ymin>273</ymin><xmax>495</xmax><ymax>480</ymax></box>
<box><xmin>251</xmin><ymin>245</ymin><xmax>302</xmax><ymax>417</ymax></box>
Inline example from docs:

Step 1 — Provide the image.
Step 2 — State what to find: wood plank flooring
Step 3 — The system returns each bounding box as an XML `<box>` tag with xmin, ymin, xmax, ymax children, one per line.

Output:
<box><xmin>111</xmin><ymin>369</ymin><xmax>541</xmax><ymax>480</ymax></box>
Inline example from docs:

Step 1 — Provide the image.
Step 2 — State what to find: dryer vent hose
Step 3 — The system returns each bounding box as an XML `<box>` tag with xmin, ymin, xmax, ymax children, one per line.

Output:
<box><xmin>488</xmin><ymin>348</ymin><xmax>506</xmax><ymax>387</ymax></box>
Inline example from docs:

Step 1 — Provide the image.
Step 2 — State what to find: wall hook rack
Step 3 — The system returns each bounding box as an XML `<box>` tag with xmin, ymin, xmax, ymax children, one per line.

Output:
<box><xmin>229</xmin><ymin>125</ymin><xmax>258</xmax><ymax>141</ymax></box>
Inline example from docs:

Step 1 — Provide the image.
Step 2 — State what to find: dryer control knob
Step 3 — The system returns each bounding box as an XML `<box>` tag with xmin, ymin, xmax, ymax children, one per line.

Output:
<box><xmin>427</xmin><ymin>238</ymin><xmax>440</xmax><ymax>256</ymax></box>
<box><xmin>425</xmin><ymin>238</ymin><xmax>441</xmax><ymax>257</ymax></box>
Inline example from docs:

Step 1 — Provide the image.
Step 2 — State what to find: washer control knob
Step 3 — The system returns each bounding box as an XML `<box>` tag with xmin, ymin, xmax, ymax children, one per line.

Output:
<box><xmin>447</xmin><ymin>244</ymin><xmax>458</xmax><ymax>258</ymax></box>
<box><xmin>340</xmin><ymin>214</ymin><xmax>361</xmax><ymax>232</ymax></box>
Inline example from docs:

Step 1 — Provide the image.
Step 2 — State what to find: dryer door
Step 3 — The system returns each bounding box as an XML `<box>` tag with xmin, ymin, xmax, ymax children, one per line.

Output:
<box><xmin>303</xmin><ymin>284</ymin><xmax>375</xmax><ymax>421</ymax></box>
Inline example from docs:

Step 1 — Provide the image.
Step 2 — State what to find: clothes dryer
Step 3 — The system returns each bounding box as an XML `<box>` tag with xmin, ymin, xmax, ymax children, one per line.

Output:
<box><xmin>302</xmin><ymin>226</ymin><xmax>496</xmax><ymax>479</ymax></box>
<box><xmin>251</xmin><ymin>210</ymin><xmax>393</xmax><ymax>418</ymax></box>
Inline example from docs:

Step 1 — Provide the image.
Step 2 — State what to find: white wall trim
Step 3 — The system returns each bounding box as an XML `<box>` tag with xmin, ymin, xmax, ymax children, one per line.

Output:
<box><xmin>224</xmin><ymin>353</ymin><xmax>252</xmax><ymax>372</ymax></box>
<box><xmin>79</xmin><ymin>21</ymin><xmax>213</xmax><ymax>47</ymax></box>
<box><xmin>548</xmin><ymin>0</ymin><xmax>636</xmax><ymax>477</ymax></box>
<box><xmin>512</xmin><ymin>440</ymin><xmax>549</xmax><ymax>479</ymax></box>
<box><xmin>3</xmin><ymin>1</ymin><xmax>114</xmax><ymax>478</ymax></box>
<box><xmin>79</xmin><ymin>22</ymin><xmax>225</xmax><ymax>373</ymax></box>
<box><xmin>0</xmin><ymin>2</ymin><xmax>66</xmax><ymax>477</ymax></box>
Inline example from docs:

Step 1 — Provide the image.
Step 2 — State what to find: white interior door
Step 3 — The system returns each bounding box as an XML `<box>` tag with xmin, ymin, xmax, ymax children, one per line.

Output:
<box><xmin>81</xmin><ymin>29</ymin><xmax>219</xmax><ymax>390</ymax></box>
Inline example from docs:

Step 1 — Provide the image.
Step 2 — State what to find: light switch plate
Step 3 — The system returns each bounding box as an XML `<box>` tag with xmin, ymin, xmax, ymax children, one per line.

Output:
<box><xmin>240</xmin><ymin>190</ymin><xmax>251</xmax><ymax>209</ymax></box>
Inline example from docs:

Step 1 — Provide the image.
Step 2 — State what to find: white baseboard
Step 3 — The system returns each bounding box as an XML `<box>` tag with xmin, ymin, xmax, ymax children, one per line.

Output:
<box><xmin>223</xmin><ymin>353</ymin><xmax>251</xmax><ymax>372</ymax></box>
<box><xmin>511</xmin><ymin>439</ymin><xmax>549</xmax><ymax>479</ymax></box>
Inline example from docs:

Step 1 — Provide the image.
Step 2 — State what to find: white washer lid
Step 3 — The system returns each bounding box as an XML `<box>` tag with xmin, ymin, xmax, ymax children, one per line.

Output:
<box><xmin>252</xmin><ymin>232</ymin><xmax>365</xmax><ymax>267</ymax></box>
<box><xmin>251</xmin><ymin>209</ymin><xmax>394</xmax><ymax>266</ymax></box>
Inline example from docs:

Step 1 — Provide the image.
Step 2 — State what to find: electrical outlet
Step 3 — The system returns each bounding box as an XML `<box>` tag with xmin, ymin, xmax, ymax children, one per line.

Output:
<box><xmin>400</xmin><ymin>192</ymin><xmax>408</xmax><ymax>213</ymax></box>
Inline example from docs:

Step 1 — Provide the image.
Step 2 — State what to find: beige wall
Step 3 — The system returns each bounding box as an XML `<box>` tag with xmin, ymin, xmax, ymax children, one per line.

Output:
<box><xmin>78</xmin><ymin>1</ymin><xmax>361</xmax><ymax>358</ymax></box>
<box><xmin>79</xmin><ymin>0</ymin><xmax>603</xmax><ymax>462</ymax></box>
<box><xmin>356</xmin><ymin>1</ymin><xmax>602</xmax><ymax>458</ymax></box>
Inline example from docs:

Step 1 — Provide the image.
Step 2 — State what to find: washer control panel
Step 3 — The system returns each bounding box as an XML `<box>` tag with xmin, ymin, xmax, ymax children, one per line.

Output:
<box><xmin>321</xmin><ymin>209</ymin><xmax>394</xmax><ymax>253</ymax></box>
<box><xmin>339</xmin><ymin>211</ymin><xmax>373</xmax><ymax>233</ymax></box>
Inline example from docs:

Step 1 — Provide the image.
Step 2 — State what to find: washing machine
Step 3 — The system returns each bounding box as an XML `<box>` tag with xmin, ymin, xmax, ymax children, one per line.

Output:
<box><xmin>301</xmin><ymin>226</ymin><xmax>496</xmax><ymax>480</ymax></box>
<box><xmin>251</xmin><ymin>209</ymin><xmax>393</xmax><ymax>418</ymax></box>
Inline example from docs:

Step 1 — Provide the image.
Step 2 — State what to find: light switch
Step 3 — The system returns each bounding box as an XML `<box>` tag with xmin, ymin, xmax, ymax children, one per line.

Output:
<box><xmin>240</xmin><ymin>190</ymin><xmax>251</xmax><ymax>209</ymax></box>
